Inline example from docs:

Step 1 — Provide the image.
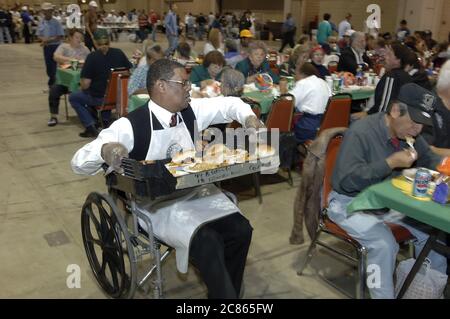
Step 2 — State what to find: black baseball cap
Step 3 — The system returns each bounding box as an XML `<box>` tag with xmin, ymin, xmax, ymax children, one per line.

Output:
<box><xmin>397</xmin><ymin>83</ymin><xmax>435</xmax><ymax>126</ymax></box>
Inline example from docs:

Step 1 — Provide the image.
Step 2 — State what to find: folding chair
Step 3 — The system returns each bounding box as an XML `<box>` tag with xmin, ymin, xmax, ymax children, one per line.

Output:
<box><xmin>116</xmin><ymin>73</ymin><xmax>130</xmax><ymax>117</ymax></box>
<box><xmin>265</xmin><ymin>94</ymin><xmax>295</xmax><ymax>186</ymax></box>
<box><xmin>96</xmin><ymin>67</ymin><xmax>130</xmax><ymax>127</ymax></box>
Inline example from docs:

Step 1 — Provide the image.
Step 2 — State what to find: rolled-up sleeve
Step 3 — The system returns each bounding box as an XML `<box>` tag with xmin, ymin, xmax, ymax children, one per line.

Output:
<box><xmin>71</xmin><ymin>118</ymin><xmax>135</xmax><ymax>175</ymax></box>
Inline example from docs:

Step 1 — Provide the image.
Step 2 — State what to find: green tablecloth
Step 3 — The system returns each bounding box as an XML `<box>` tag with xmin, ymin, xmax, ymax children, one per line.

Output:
<box><xmin>242</xmin><ymin>91</ymin><xmax>275</xmax><ymax>115</ymax></box>
<box><xmin>334</xmin><ymin>88</ymin><xmax>375</xmax><ymax>101</ymax></box>
<box><xmin>56</xmin><ymin>68</ymin><xmax>81</xmax><ymax>92</ymax></box>
<box><xmin>128</xmin><ymin>94</ymin><xmax>149</xmax><ymax>113</ymax></box>
<box><xmin>347</xmin><ymin>179</ymin><xmax>450</xmax><ymax>233</ymax></box>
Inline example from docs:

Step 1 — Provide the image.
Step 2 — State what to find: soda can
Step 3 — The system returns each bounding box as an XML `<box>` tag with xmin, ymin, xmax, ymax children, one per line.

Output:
<box><xmin>413</xmin><ymin>168</ymin><xmax>432</xmax><ymax>197</ymax></box>
<box><xmin>333</xmin><ymin>78</ymin><xmax>341</xmax><ymax>93</ymax></box>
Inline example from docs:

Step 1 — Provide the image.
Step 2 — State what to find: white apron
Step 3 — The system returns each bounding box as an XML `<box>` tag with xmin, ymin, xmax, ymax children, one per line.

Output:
<box><xmin>137</xmin><ymin>107</ymin><xmax>240</xmax><ymax>273</ymax></box>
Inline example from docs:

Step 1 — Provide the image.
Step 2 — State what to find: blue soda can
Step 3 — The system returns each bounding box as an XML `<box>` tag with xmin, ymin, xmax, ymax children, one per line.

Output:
<box><xmin>413</xmin><ymin>169</ymin><xmax>432</xmax><ymax>197</ymax></box>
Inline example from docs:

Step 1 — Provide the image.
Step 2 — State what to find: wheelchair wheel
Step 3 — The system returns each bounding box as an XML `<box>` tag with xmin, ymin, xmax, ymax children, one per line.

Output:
<box><xmin>81</xmin><ymin>192</ymin><xmax>137</xmax><ymax>298</ymax></box>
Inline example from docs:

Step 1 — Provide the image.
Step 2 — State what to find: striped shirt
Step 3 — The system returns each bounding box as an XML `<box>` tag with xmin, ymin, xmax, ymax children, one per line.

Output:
<box><xmin>368</xmin><ymin>69</ymin><xmax>412</xmax><ymax>114</ymax></box>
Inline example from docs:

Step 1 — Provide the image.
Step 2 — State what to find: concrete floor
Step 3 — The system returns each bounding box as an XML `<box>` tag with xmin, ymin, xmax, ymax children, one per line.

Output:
<box><xmin>0</xmin><ymin>35</ymin><xmax>363</xmax><ymax>299</ymax></box>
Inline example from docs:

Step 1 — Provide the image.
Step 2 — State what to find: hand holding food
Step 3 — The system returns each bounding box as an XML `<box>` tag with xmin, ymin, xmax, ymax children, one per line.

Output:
<box><xmin>386</xmin><ymin>149</ymin><xmax>418</xmax><ymax>169</ymax></box>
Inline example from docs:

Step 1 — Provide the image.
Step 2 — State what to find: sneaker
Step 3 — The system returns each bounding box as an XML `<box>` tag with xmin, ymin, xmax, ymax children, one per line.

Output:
<box><xmin>47</xmin><ymin>117</ymin><xmax>58</xmax><ymax>127</ymax></box>
<box><xmin>79</xmin><ymin>126</ymin><xmax>99</xmax><ymax>138</ymax></box>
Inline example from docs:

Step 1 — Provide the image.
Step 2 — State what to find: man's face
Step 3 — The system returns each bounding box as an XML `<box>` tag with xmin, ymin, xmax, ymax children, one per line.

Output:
<box><xmin>390</xmin><ymin>104</ymin><xmax>424</xmax><ymax>139</ymax></box>
<box><xmin>43</xmin><ymin>9</ymin><xmax>52</xmax><ymax>20</ymax></box>
<box><xmin>160</xmin><ymin>68</ymin><xmax>191</xmax><ymax>113</ymax></box>
<box><xmin>384</xmin><ymin>47</ymin><xmax>401</xmax><ymax>70</ymax></box>
<box><xmin>249</xmin><ymin>48</ymin><xmax>265</xmax><ymax>68</ymax></box>
<box><xmin>240</xmin><ymin>37</ymin><xmax>251</xmax><ymax>48</ymax></box>
<box><xmin>96</xmin><ymin>40</ymin><xmax>110</xmax><ymax>54</ymax></box>
<box><xmin>351</xmin><ymin>35</ymin><xmax>366</xmax><ymax>52</ymax></box>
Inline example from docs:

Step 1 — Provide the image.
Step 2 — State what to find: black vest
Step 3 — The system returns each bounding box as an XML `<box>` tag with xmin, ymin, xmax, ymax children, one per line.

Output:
<box><xmin>127</xmin><ymin>103</ymin><xmax>197</xmax><ymax>161</ymax></box>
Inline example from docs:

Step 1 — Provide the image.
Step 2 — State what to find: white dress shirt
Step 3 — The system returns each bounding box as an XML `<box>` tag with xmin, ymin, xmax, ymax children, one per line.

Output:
<box><xmin>71</xmin><ymin>97</ymin><xmax>254</xmax><ymax>175</ymax></box>
<box><xmin>289</xmin><ymin>75</ymin><xmax>332</xmax><ymax>115</ymax></box>
<box><xmin>203</xmin><ymin>42</ymin><xmax>224</xmax><ymax>56</ymax></box>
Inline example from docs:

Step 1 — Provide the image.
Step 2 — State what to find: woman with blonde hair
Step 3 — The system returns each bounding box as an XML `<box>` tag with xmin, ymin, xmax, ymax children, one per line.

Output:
<box><xmin>204</xmin><ymin>28</ymin><xmax>224</xmax><ymax>55</ymax></box>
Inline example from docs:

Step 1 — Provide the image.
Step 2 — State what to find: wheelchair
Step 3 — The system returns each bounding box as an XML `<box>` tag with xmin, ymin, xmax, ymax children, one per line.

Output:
<box><xmin>81</xmin><ymin>158</ymin><xmax>238</xmax><ymax>299</ymax></box>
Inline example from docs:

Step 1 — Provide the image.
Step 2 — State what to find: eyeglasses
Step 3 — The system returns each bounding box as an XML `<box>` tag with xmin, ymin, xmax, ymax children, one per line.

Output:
<box><xmin>163</xmin><ymin>79</ymin><xmax>191</xmax><ymax>88</ymax></box>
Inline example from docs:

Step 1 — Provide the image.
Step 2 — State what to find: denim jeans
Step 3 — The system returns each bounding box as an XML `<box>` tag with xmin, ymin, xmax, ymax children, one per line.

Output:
<box><xmin>165</xmin><ymin>33</ymin><xmax>178</xmax><ymax>56</ymax></box>
<box><xmin>69</xmin><ymin>90</ymin><xmax>105</xmax><ymax>128</ymax></box>
<box><xmin>44</xmin><ymin>44</ymin><xmax>59</xmax><ymax>86</ymax></box>
<box><xmin>0</xmin><ymin>26</ymin><xmax>12</xmax><ymax>43</ymax></box>
<box><xmin>327</xmin><ymin>190</ymin><xmax>448</xmax><ymax>299</ymax></box>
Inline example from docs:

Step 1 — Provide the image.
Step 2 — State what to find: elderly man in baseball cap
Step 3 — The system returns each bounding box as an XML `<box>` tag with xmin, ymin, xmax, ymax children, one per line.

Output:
<box><xmin>327</xmin><ymin>82</ymin><xmax>447</xmax><ymax>299</ymax></box>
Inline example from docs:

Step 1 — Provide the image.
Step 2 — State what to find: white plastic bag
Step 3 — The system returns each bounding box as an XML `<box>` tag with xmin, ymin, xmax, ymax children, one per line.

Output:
<box><xmin>395</xmin><ymin>258</ymin><xmax>448</xmax><ymax>299</ymax></box>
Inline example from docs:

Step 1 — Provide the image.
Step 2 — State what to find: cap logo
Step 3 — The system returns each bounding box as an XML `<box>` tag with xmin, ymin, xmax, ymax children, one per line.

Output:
<box><xmin>422</xmin><ymin>111</ymin><xmax>431</xmax><ymax>118</ymax></box>
<box><xmin>421</xmin><ymin>93</ymin><xmax>435</xmax><ymax>111</ymax></box>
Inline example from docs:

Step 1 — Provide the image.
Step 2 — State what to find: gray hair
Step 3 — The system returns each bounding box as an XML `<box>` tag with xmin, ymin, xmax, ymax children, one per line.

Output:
<box><xmin>220</xmin><ymin>68</ymin><xmax>245</xmax><ymax>97</ymax></box>
<box><xmin>437</xmin><ymin>60</ymin><xmax>450</xmax><ymax>94</ymax></box>
<box><xmin>387</xmin><ymin>100</ymin><xmax>408</xmax><ymax>116</ymax></box>
<box><xmin>350</xmin><ymin>31</ymin><xmax>365</xmax><ymax>44</ymax></box>
<box><xmin>248</xmin><ymin>40</ymin><xmax>268</xmax><ymax>55</ymax></box>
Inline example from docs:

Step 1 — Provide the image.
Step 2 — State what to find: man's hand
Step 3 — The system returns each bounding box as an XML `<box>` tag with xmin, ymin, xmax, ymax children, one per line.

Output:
<box><xmin>386</xmin><ymin>149</ymin><xmax>418</xmax><ymax>169</ymax></box>
<box><xmin>101</xmin><ymin>143</ymin><xmax>129</xmax><ymax>174</ymax></box>
<box><xmin>244</xmin><ymin>115</ymin><xmax>265</xmax><ymax>130</ymax></box>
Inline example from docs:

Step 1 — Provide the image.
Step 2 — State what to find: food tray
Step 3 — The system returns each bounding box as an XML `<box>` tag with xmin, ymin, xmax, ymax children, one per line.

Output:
<box><xmin>106</xmin><ymin>155</ymin><xmax>279</xmax><ymax>199</ymax></box>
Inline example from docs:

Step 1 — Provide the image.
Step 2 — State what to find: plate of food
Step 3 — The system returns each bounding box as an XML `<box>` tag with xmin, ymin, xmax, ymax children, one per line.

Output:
<box><xmin>171</xmin><ymin>149</ymin><xmax>198</xmax><ymax>166</ymax></box>
<box><xmin>203</xmin><ymin>144</ymin><xmax>232</xmax><ymax>164</ymax></box>
<box><xmin>255</xmin><ymin>144</ymin><xmax>276</xmax><ymax>158</ymax></box>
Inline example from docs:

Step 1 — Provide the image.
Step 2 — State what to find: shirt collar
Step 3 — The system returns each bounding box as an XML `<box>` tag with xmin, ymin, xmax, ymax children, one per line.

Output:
<box><xmin>377</xmin><ymin>112</ymin><xmax>403</xmax><ymax>150</ymax></box>
<box><xmin>351</xmin><ymin>47</ymin><xmax>363</xmax><ymax>62</ymax></box>
<box><xmin>148</xmin><ymin>99</ymin><xmax>177</xmax><ymax>128</ymax></box>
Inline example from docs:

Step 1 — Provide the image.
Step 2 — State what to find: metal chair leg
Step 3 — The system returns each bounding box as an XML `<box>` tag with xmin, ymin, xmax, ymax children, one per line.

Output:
<box><xmin>64</xmin><ymin>94</ymin><xmax>69</xmax><ymax>120</ymax></box>
<box><xmin>252</xmin><ymin>173</ymin><xmax>262</xmax><ymax>204</ymax></box>
<box><xmin>287</xmin><ymin>168</ymin><xmax>293</xmax><ymax>186</ymax></box>
<box><xmin>356</xmin><ymin>246</ymin><xmax>367</xmax><ymax>299</ymax></box>
<box><xmin>97</xmin><ymin>110</ymin><xmax>104</xmax><ymax>128</ymax></box>
<box><xmin>297</xmin><ymin>229</ymin><xmax>322</xmax><ymax>276</ymax></box>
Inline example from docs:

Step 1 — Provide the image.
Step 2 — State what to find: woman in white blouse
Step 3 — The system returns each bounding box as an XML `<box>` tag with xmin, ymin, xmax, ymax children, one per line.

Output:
<box><xmin>203</xmin><ymin>28</ymin><xmax>224</xmax><ymax>56</ymax></box>
<box><xmin>286</xmin><ymin>62</ymin><xmax>332</xmax><ymax>144</ymax></box>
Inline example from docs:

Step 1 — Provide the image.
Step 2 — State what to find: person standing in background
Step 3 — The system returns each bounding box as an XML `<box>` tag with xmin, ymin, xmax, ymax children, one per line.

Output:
<box><xmin>317</xmin><ymin>13</ymin><xmax>332</xmax><ymax>45</ymax></box>
<box><xmin>164</xmin><ymin>3</ymin><xmax>178</xmax><ymax>56</ymax></box>
<box><xmin>84</xmin><ymin>1</ymin><xmax>98</xmax><ymax>51</ymax></box>
<box><xmin>36</xmin><ymin>2</ymin><xmax>64</xmax><ymax>87</ymax></box>
<box><xmin>0</xmin><ymin>5</ymin><xmax>12</xmax><ymax>44</ymax></box>
<box><xmin>149</xmin><ymin>9</ymin><xmax>158</xmax><ymax>42</ymax></box>
<box><xmin>279</xmin><ymin>13</ymin><xmax>296</xmax><ymax>53</ymax></box>
<box><xmin>396</xmin><ymin>20</ymin><xmax>410</xmax><ymax>42</ymax></box>
<box><xmin>338</xmin><ymin>13</ymin><xmax>352</xmax><ymax>39</ymax></box>
<box><xmin>20</xmin><ymin>6</ymin><xmax>32</xmax><ymax>44</ymax></box>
